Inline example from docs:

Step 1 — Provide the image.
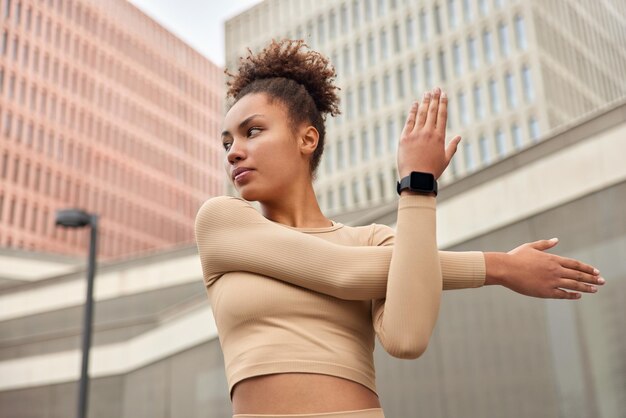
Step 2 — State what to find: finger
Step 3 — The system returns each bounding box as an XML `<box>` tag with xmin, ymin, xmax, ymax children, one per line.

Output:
<box><xmin>401</xmin><ymin>101</ymin><xmax>419</xmax><ymax>138</ymax></box>
<box><xmin>558</xmin><ymin>278</ymin><xmax>598</xmax><ymax>294</ymax></box>
<box><xmin>416</xmin><ymin>91</ymin><xmax>430</xmax><ymax>127</ymax></box>
<box><xmin>530</xmin><ymin>238</ymin><xmax>559</xmax><ymax>251</ymax></box>
<box><xmin>559</xmin><ymin>267</ymin><xmax>604</xmax><ymax>285</ymax></box>
<box><xmin>558</xmin><ymin>256</ymin><xmax>599</xmax><ymax>276</ymax></box>
<box><xmin>436</xmin><ymin>91</ymin><xmax>448</xmax><ymax>135</ymax></box>
<box><xmin>444</xmin><ymin>135</ymin><xmax>462</xmax><ymax>163</ymax></box>
<box><xmin>552</xmin><ymin>288</ymin><xmax>582</xmax><ymax>300</ymax></box>
<box><xmin>425</xmin><ymin>87</ymin><xmax>441</xmax><ymax>128</ymax></box>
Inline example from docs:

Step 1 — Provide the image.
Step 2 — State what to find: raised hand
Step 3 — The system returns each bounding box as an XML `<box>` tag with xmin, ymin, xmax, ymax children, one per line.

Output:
<box><xmin>485</xmin><ymin>238</ymin><xmax>605</xmax><ymax>299</ymax></box>
<box><xmin>397</xmin><ymin>86</ymin><xmax>463</xmax><ymax>180</ymax></box>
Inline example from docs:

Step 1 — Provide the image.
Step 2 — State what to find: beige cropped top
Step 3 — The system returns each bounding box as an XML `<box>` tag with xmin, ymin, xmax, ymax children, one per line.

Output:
<box><xmin>194</xmin><ymin>194</ymin><xmax>485</xmax><ymax>399</ymax></box>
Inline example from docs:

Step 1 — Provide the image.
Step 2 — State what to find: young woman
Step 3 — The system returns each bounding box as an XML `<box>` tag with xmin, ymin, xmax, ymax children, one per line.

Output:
<box><xmin>194</xmin><ymin>39</ymin><xmax>604</xmax><ymax>418</ymax></box>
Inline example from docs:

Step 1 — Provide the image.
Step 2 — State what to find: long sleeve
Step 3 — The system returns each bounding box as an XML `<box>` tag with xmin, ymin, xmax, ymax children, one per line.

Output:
<box><xmin>194</xmin><ymin>196</ymin><xmax>485</xmax><ymax>299</ymax></box>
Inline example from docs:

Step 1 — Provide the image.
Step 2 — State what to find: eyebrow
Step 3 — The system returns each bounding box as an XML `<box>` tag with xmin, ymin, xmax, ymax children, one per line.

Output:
<box><xmin>221</xmin><ymin>114</ymin><xmax>265</xmax><ymax>138</ymax></box>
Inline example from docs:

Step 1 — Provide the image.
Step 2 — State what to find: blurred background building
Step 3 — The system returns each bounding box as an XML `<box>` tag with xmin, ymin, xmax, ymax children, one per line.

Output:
<box><xmin>0</xmin><ymin>0</ymin><xmax>225</xmax><ymax>261</ymax></box>
<box><xmin>1</xmin><ymin>0</ymin><xmax>625</xmax><ymax>417</ymax></box>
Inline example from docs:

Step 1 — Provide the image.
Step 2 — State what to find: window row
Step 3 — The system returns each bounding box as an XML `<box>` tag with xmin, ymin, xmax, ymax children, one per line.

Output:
<box><xmin>320</xmin><ymin>166</ymin><xmax>398</xmax><ymax>212</ymax></box>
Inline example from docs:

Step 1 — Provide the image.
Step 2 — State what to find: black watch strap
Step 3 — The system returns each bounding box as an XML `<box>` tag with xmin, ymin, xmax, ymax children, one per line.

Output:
<box><xmin>396</xmin><ymin>171</ymin><xmax>438</xmax><ymax>196</ymax></box>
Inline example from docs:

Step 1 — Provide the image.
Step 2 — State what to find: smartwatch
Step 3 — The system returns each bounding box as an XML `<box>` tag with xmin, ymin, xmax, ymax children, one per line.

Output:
<box><xmin>396</xmin><ymin>171</ymin><xmax>438</xmax><ymax>196</ymax></box>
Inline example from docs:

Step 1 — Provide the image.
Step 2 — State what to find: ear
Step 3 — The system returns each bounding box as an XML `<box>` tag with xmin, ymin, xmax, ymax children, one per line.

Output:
<box><xmin>298</xmin><ymin>125</ymin><xmax>320</xmax><ymax>157</ymax></box>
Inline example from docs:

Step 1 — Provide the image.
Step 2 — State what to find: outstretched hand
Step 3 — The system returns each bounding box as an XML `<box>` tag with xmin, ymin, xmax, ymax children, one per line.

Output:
<box><xmin>487</xmin><ymin>238</ymin><xmax>605</xmax><ymax>299</ymax></box>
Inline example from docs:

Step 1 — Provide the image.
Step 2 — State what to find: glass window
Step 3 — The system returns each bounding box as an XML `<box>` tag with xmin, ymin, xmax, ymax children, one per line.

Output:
<box><xmin>495</xmin><ymin>129</ymin><xmax>506</xmax><ymax>157</ymax></box>
<box><xmin>514</xmin><ymin>15</ymin><xmax>527</xmax><ymax>50</ymax></box>
<box><xmin>358</xmin><ymin>83</ymin><xmax>366</xmax><ymax>115</ymax></box>
<box><xmin>329</xmin><ymin>10</ymin><xmax>337</xmax><ymax>39</ymax></box>
<box><xmin>393</xmin><ymin>23</ymin><xmax>401</xmax><ymax>52</ymax></box>
<box><xmin>467</xmin><ymin>36</ymin><xmax>478</xmax><ymax>69</ymax></box>
<box><xmin>453</xmin><ymin>42</ymin><xmax>462</xmax><ymax>76</ymax></box>
<box><xmin>457</xmin><ymin>90</ymin><xmax>468</xmax><ymax>126</ymax></box>
<box><xmin>386</xmin><ymin>117</ymin><xmax>396</xmax><ymax>152</ymax></box>
<box><xmin>396</xmin><ymin>67</ymin><xmax>405</xmax><ymax>99</ymax></box>
<box><xmin>434</xmin><ymin>4</ymin><xmax>442</xmax><ymax>35</ymax></box>
<box><xmin>378</xmin><ymin>171</ymin><xmax>386</xmax><ymax>200</ymax></box>
<box><xmin>505</xmin><ymin>72</ymin><xmax>517</xmax><ymax>108</ymax></box>
<box><xmin>356</xmin><ymin>39</ymin><xmax>364</xmax><ymax>71</ymax></box>
<box><xmin>325</xmin><ymin>146</ymin><xmax>334</xmax><ymax>174</ymax></box>
<box><xmin>337</xmin><ymin>139</ymin><xmax>345</xmax><ymax>169</ymax></box>
<box><xmin>463</xmin><ymin>141</ymin><xmax>475</xmax><ymax>171</ymax></box>
<box><xmin>423</xmin><ymin>54</ymin><xmax>433</xmax><ymax>88</ymax></box>
<box><xmin>419</xmin><ymin>9</ymin><xmax>429</xmax><ymax>41</ymax></box>
<box><xmin>438</xmin><ymin>49</ymin><xmax>447</xmax><ymax>82</ymax></box>
<box><xmin>365</xmin><ymin>174</ymin><xmax>373</xmax><ymax>201</ymax></box>
<box><xmin>522</xmin><ymin>65</ymin><xmax>534</xmax><ymax>102</ymax></box>
<box><xmin>377</xmin><ymin>0</ymin><xmax>387</xmax><ymax>15</ymax></box>
<box><xmin>370</xmin><ymin>78</ymin><xmax>379</xmax><ymax>109</ymax></box>
<box><xmin>349</xmin><ymin>134</ymin><xmax>357</xmax><ymax>164</ymax></box>
<box><xmin>346</xmin><ymin>89</ymin><xmax>354</xmax><ymax>119</ymax></box>
<box><xmin>473</xmin><ymin>84</ymin><xmax>484</xmax><ymax>120</ymax></box>
<box><xmin>479</xmin><ymin>134</ymin><xmax>490</xmax><ymax>164</ymax></box>
<box><xmin>489</xmin><ymin>78</ymin><xmax>500</xmax><ymax>114</ymax></box>
<box><xmin>379</xmin><ymin>28</ymin><xmax>388</xmax><ymax>59</ymax></box>
<box><xmin>383</xmin><ymin>73</ymin><xmax>392</xmax><ymax>104</ymax></box>
<box><xmin>343</xmin><ymin>46</ymin><xmax>351</xmax><ymax>74</ymax></box>
<box><xmin>529</xmin><ymin>117</ymin><xmax>540</xmax><ymax>141</ymax></box>
<box><xmin>351</xmin><ymin>179</ymin><xmax>360</xmax><ymax>204</ymax></box>
<box><xmin>361</xmin><ymin>130</ymin><xmax>370</xmax><ymax>161</ymax></box>
<box><xmin>352</xmin><ymin>0</ymin><xmax>360</xmax><ymax>28</ymax></box>
<box><xmin>327</xmin><ymin>189</ymin><xmax>335</xmax><ymax>210</ymax></box>
<box><xmin>340</xmin><ymin>4</ymin><xmax>348</xmax><ymax>33</ymax></box>
<box><xmin>365</xmin><ymin>0</ymin><xmax>373</xmax><ymax>21</ymax></box>
<box><xmin>482</xmin><ymin>29</ymin><xmax>494</xmax><ymax>64</ymax></box>
<box><xmin>409</xmin><ymin>60</ymin><xmax>418</xmax><ymax>94</ymax></box>
<box><xmin>498</xmin><ymin>22</ymin><xmax>510</xmax><ymax>57</ymax></box>
<box><xmin>318</xmin><ymin>16</ymin><xmax>326</xmax><ymax>45</ymax></box>
<box><xmin>367</xmin><ymin>33</ymin><xmax>375</xmax><ymax>66</ymax></box>
<box><xmin>462</xmin><ymin>0</ymin><xmax>473</xmax><ymax>22</ymax></box>
<box><xmin>479</xmin><ymin>0</ymin><xmax>488</xmax><ymax>15</ymax></box>
<box><xmin>448</xmin><ymin>0</ymin><xmax>457</xmax><ymax>29</ymax></box>
<box><xmin>374</xmin><ymin>124</ymin><xmax>383</xmax><ymax>154</ymax></box>
<box><xmin>511</xmin><ymin>123</ymin><xmax>522</xmax><ymax>149</ymax></box>
<box><xmin>406</xmin><ymin>16</ymin><xmax>415</xmax><ymax>48</ymax></box>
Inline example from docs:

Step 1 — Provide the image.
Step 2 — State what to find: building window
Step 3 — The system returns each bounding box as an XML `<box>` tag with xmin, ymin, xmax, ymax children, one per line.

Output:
<box><xmin>406</xmin><ymin>16</ymin><xmax>415</xmax><ymax>48</ymax></box>
<box><xmin>453</xmin><ymin>42</ymin><xmax>462</xmax><ymax>76</ymax></box>
<box><xmin>361</xmin><ymin>130</ymin><xmax>370</xmax><ymax>161</ymax></box>
<box><xmin>438</xmin><ymin>49</ymin><xmax>447</xmax><ymax>82</ymax></box>
<box><xmin>514</xmin><ymin>15</ymin><xmax>527</xmax><ymax>50</ymax></box>
<box><xmin>336</xmin><ymin>139</ymin><xmax>345</xmax><ymax>169</ymax></box>
<box><xmin>448</xmin><ymin>0</ymin><xmax>457</xmax><ymax>29</ymax></box>
<box><xmin>522</xmin><ymin>65</ymin><xmax>534</xmax><ymax>102</ymax></box>
<box><xmin>370</xmin><ymin>78</ymin><xmax>379</xmax><ymax>109</ymax></box>
<box><xmin>457</xmin><ymin>90</ymin><xmax>468</xmax><ymax>126</ymax></box>
<box><xmin>423</xmin><ymin>54</ymin><xmax>433</xmax><ymax>88</ymax></box>
<box><xmin>467</xmin><ymin>36</ymin><xmax>478</xmax><ymax>69</ymax></box>
<box><xmin>463</xmin><ymin>141</ymin><xmax>475</xmax><ymax>171</ymax></box>
<box><xmin>378</xmin><ymin>171</ymin><xmax>386</xmax><ymax>200</ymax></box>
<box><xmin>498</xmin><ymin>22</ymin><xmax>510</xmax><ymax>57</ymax></box>
<box><xmin>495</xmin><ymin>129</ymin><xmax>506</xmax><ymax>157</ymax></box>
<box><xmin>365</xmin><ymin>0</ymin><xmax>373</xmax><ymax>21</ymax></box>
<box><xmin>329</xmin><ymin>10</ymin><xmax>337</xmax><ymax>39</ymax></box>
<box><xmin>482</xmin><ymin>29</ymin><xmax>494</xmax><ymax>64</ymax></box>
<box><xmin>343</xmin><ymin>46</ymin><xmax>351</xmax><ymax>74</ymax></box>
<box><xmin>410</xmin><ymin>60</ymin><xmax>418</xmax><ymax>94</ymax></box>
<box><xmin>349</xmin><ymin>134</ymin><xmax>357</xmax><ymax>164</ymax></box>
<box><xmin>434</xmin><ymin>4</ymin><xmax>442</xmax><ymax>35</ymax></box>
<box><xmin>346</xmin><ymin>89</ymin><xmax>354</xmax><ymax>119</ymax></box>
<box><xmin>358</xmin><ymin>83</ymin><xmax>366</xmax><ymax>115</ymax></box>
<box><xmin>367</xmin><ymin>33</ymin><xmax>375</xmax><ymax>66</ymax></box>
<box><xmin>374</xmin><ymin>124</ymin><xmax>383</xmax><ymax>155</ymax></box>
<box><xmin>356</xmin><ymin>39</ymin><xmax>364</xmax><ymax>71</ymax></box>
<box><xmin>377</xmin><ymin>0</ymin><xmax>387</xmax><ymax>16</ymax></box>
<box><xmin>383</xmin><ymin>73</ymin><xmax>392</xmax><ymax>104</ymax></box>
<box><xmin>340</xmin><ymin>4</ymin><xmax>348</xmax><ymax>33</ymax></box>
<box><xmin>529</xmin><ymin>117</ymin><xmax>540</xmax><ymax>141</ymax></box>
<box><xmin>339</xmin><ymin>183</ymin><xmax>347</xmax><ymax>208</ymax></box>
<box><xmin>325</xmin><ymin>146</ymin><xmax>334</xmax><ymax>174</ymax></box>
<box><xmin>386</xmin><ymin>117</ymin><xmax>396</xmax><ymax>152</ymax></box>
<box><xmin>327</xmin><ymin>189</ymin><xmax>335</xmax><ymax>210</ymax></box>
<box><xmin>379</xmin><ymin>28</ymin><xmax>388</xmax><ymax>59</ymax></box>
<box><xmin>505</xmin><ymin>72</ymin><xmax>517</xmax><ymax>108</ymax></box>
<box><xmin>318</xmin><ymin>15</ymin><xmax>326</xmax><ymax>45</ymax></box>
<box><xmin>393</xmin><ymin>23</ymin><xmax>401</xmax><ymax>52</ymax></box>
<box><xmin>489</xmin><ymin>78</ymin><xmax>500</xmax><ymax>114</ymax></box>
<box><xmin>473</xmin><ymin>84</ymin><xmax>484</xmax><ymax>120</ymax></box>
<box><xmin>365</xmin><ymin>174</ymin><xmax>373</xmax><ymax>201</ymax></box>
<box><xmin>352</xmin><ymin>0</ymin><xmax>360</xmax><ymax>28</ymax></box>
<box><xmin>419</xmin><ymin>9</ymin><xmax>429</xmax><ymax>41</ymax></box>
<box><xmin>511</xmin><ymin>123</ymin><xmax>523</xmax><ymax>149</ymax></box>
<box><xmin>462</xmin><ymin>0</ymin><xmax>473</xmax><ymax>22</ymax></box>
<box><xmin>479</xmin><ymin>134</ymin><xmax>490</xmax><ymax>164</ymax></box>
<box><xmin>479</xmin><ymin>0</ymin><xmax>488</xmax><ymax>15</ymax></box>
<box><xmin>351</xmin><ymin>179</ymin><xmax>360</xmax><ymax>204</ymax></box>
<box><xmin>396</xmin><ymin>67</ymin><xmax>405</xmax><ymax>99</ymax></box>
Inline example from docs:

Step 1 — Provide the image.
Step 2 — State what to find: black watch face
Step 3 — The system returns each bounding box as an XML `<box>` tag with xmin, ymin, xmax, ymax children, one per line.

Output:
<box><xmin>410</xmin><ymin>172</ymin><xmax>435</xmax><ymax>190</ymax></box>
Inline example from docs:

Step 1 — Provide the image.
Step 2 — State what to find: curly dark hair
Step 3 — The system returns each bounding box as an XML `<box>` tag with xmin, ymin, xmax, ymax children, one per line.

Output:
<box><xmin>224</xmin><ymin>39</ymin><xmax>341</xmax><ymax>181</ymax></box>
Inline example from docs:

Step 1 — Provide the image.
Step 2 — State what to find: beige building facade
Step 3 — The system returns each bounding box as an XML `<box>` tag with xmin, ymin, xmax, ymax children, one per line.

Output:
<box><xmin>0</xmin><ymin>0</ymin><xmax>224</xmax><ymax>261</ymax></box>
<box><xmin>224</xmin><ymin>0</ymin><xmax>626</xmax><ymax>217</ymax></box>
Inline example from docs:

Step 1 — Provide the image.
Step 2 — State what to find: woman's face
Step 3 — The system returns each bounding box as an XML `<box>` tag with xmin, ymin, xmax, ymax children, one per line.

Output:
<box><xmin>221</xmin><ymin>93</ymin><xmax>311</xmax><ymax>202</ymax></box>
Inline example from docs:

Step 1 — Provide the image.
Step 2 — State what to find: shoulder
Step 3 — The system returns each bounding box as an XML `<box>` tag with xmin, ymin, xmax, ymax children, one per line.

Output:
<box><xmin>195</xmin><ymin>195</ymin><xmax>256</xmax><ymax>231</ymax></box>
<box><xmin>368</xmin><ymin>223</ymin><xmax>396</xmax><ymax>246</ymax></box>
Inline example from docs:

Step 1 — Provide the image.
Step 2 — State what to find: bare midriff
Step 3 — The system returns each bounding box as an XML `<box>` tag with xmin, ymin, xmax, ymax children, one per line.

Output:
<box><xmin>231</xmin><ymin>373</ymin><xmax>382</xmax><ymax>414</ymax></box>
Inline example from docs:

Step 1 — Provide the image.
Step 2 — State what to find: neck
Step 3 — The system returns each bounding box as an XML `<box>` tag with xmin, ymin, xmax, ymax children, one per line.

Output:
<box><xmin>259</xmin><ymin>180</ymin><xmax>331</xmax><ymax>228</ymax></box>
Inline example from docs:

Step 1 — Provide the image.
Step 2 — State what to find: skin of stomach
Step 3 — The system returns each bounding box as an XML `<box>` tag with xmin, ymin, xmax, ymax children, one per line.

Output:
<box><xmin>231</xmin><ymin>373</ymin><xmax>382</xmax><ymax>414</ymax></box>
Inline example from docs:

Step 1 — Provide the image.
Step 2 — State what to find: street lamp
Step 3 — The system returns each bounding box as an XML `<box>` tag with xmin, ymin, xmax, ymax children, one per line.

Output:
<box><xmin>55</xmin><ymin>208</ymin><xmax>99</xmax><ymax>418</ymax></box>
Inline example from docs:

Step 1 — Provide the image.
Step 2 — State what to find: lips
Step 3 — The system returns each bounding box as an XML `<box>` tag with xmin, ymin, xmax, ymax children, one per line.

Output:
<box><xmin>232</xmin><ymin>167</ymin><xmax>253</xmax><ymax>180</ymax></box>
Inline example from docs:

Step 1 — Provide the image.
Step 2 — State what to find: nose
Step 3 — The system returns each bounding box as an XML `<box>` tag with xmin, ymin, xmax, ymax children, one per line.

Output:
<box><xmin>226</xmin><ymin>138</ymin><xmax>246</xmax><ymax>165</ymax></box>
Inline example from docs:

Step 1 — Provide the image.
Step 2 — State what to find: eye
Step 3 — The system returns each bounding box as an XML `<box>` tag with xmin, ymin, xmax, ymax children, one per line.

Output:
<box><xmin>222</xmin><ymin>141</ymin><xmax>231</xmax><ymax>151</ymax></box>
<box><xmin>247</xmin><ymin>127</ymin><xmax>262</xmax><ymax>136</ymax></box>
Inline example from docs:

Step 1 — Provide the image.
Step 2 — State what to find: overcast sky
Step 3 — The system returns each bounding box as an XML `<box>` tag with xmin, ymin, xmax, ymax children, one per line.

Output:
<box><xmin>127</xmin><ymin>0</ymin><xmax>262</xmax><ymax>67</ymax></box>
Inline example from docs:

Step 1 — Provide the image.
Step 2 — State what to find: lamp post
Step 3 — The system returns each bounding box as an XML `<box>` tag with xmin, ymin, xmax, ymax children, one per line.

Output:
<box><xmin>55</xmin><ymin>209</ymin><xmax>99</xmax><ymax>418</ymax></box>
